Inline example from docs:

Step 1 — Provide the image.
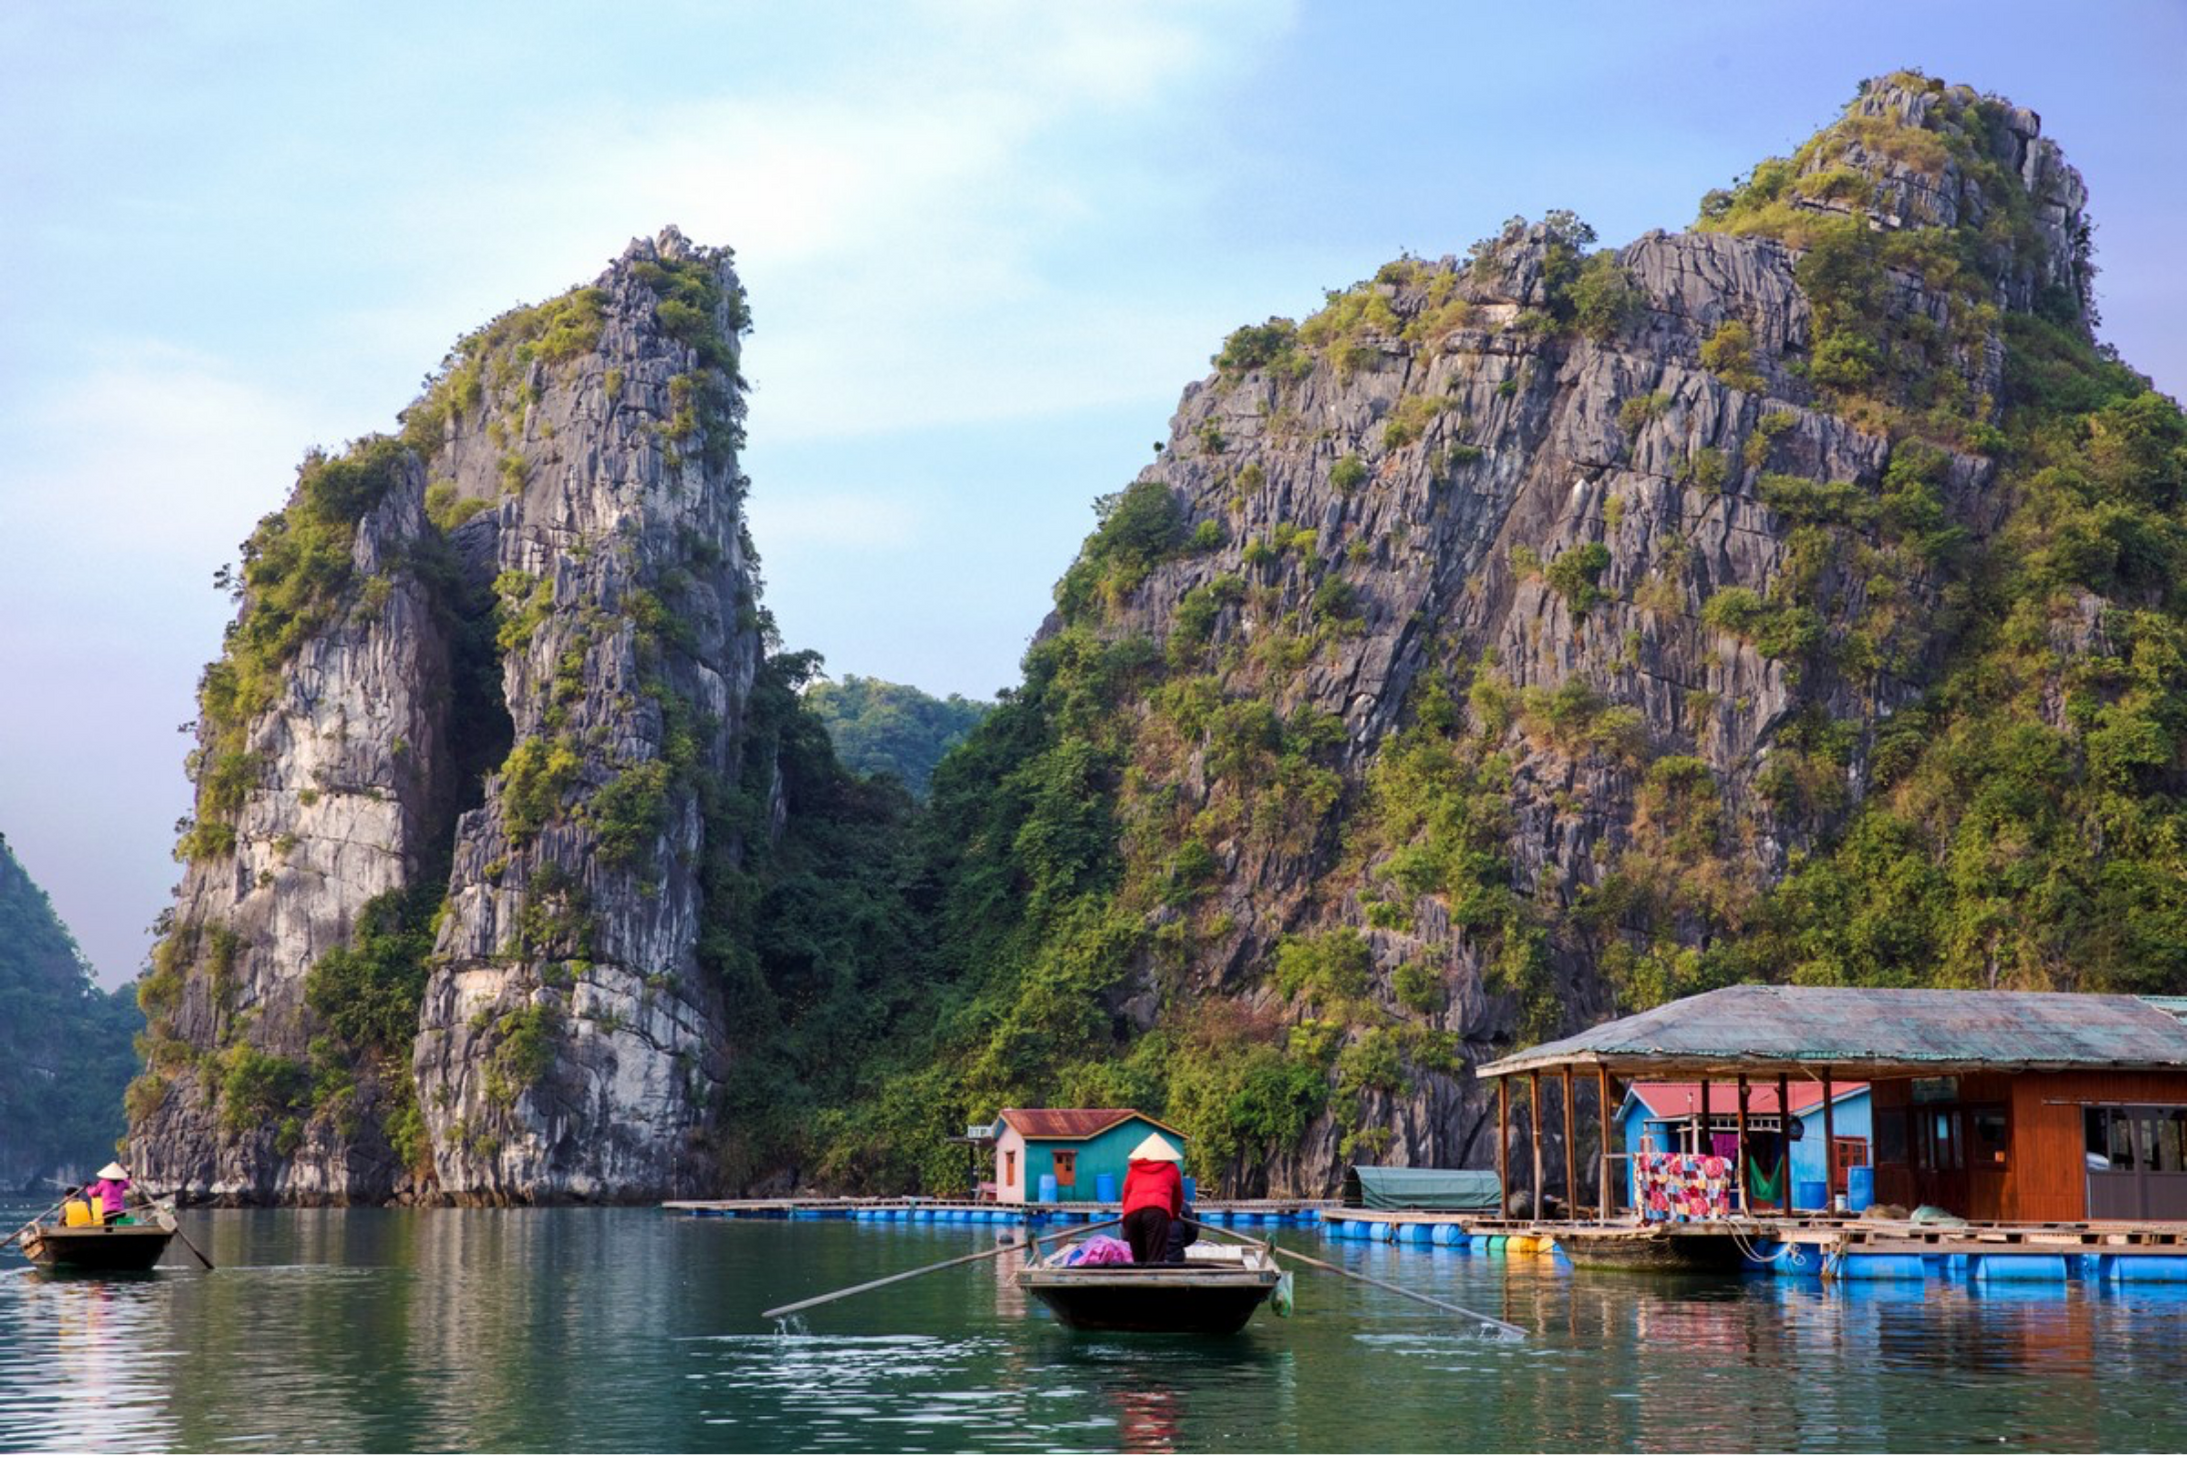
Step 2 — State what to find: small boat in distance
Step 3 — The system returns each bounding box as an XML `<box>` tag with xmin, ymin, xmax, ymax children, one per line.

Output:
<box><xmin>1016</xmin><ymin>1242</ymin><xmax>1287</xmax><ymax>1334</ymax></box>
<box><xmin>17</xmin><ymin>1204</ymin><xmax>180</xmax><ymax>1273</ymax></box>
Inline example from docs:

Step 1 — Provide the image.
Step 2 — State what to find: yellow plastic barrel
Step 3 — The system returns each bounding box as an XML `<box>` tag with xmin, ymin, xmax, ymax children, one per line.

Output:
<box><xmin>90</xmin><ymin>1196</ymin><xmax>105</xmax><ymax>1222</ymax></box>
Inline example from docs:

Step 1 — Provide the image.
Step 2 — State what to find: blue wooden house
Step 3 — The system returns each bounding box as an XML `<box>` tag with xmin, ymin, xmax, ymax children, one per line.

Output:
<box><xmin>986</xmin><ymin>1108</ymin><xmax>1187</xmax><ymax>1204</ymax></box>
<box><xmin>1617</xmin><ymin>1080</ymin><xmax>1872</xmax><ymax>1208</ymax></box>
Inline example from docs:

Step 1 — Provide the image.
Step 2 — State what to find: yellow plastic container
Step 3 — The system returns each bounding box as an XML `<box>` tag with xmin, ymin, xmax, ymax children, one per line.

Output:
<box><xmin>90</xmin><ymin>1196</ymin><xmax>105</xmax><ymax>1223</ymax></box>
<box><xmin>62</xmin><ymin>1199</ymin><xmax>92</xmax><ymax>1227</ymax></box>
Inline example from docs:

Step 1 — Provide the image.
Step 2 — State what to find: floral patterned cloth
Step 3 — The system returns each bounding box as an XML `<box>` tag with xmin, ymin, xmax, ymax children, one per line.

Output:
<box><xmin>1634</xmin><ymin>1150</ymin><xmax>1733</xmax><ymax>1222</ymax></box>
<box><xmin>1057</xmin><ymin>1235</ymin><xmax>1136</xmax><ymax>1266</ymax></box>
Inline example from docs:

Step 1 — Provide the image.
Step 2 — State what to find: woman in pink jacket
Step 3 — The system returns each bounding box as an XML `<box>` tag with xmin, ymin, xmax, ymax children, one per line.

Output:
<box><xmin>84</xmin><ymin>1162</ymin><xmax>131</xmax><ymax>1223</ymax></box>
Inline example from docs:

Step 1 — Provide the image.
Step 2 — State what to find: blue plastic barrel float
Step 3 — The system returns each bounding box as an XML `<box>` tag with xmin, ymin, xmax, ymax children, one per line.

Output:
<box><xmin>1095</xmin><ymin>1173</ymin><xmax>1119</xmax><ymax>1205</ymax></box>
<box><xmin>1430</xmin><ymin>1223</ymin><xmax>1463</xmax><ymax>1247</ymax></box>
<box><xmin>1367</xmin><ymin>1221</ymin><xmax>1393</xmax><ymax>1243</ymax></box>
<box><xmin>2101</xmin><ymin>1254</ymin><xmax>2187</xmax><ymax>1283</ymax></box>
<box><xmin>1836</xmin><ymin>1252</ymin><xmax>1924</xmax><ymax>1280</ymax></box>
<box><xmin>1400</xmin><ymin>1222</ymin><xmax>1432</xmax><ymax>1244</ymax></box>
<box><xmin>1972</xmin><ymin>1253</ymin><xmax>2070</xmax><ymax>1283</ymax></box>
<box><xmin>1846</xmin><ymin>1166</ymin><xmax>1875</xmax><ymax>1214</ymax></box>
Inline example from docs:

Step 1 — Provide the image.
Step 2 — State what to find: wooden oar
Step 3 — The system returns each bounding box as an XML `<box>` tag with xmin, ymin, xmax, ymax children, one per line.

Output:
<box><xmin>154</xmin><ymin>1198</ymin><xmax>215</xmax><ymax>1271</ymax></box>
<box><xmin>761</xmin><ymin>1215</ymin><xmax>1124</xmax><ymax>1320</ymax></box>
<box><xmin>1266</xmin><ymin>1241</ymin><xmax>1527</xmax><ymax>1340</ymax></box>
<box><xmin>5</xmin><ymin>1190</ymin><xmax>74</xmax><ymax>1253</ymax></box>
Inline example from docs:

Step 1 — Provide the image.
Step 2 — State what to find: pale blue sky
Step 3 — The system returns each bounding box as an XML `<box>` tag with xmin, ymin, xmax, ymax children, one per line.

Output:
<box><xmin>3</xmin><ymin>1</ymin><xmax>2182</xmax><ymax>984</ymax></box>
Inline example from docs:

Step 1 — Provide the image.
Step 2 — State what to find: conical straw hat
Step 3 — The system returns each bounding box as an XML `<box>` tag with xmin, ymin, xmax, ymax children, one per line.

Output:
<box><xmin>96</xmin><ymin>1162</ymin><xmax>128</xmax><ymax>1180</ymax></box>
<box><xmin>1130</xmin><ymin>1133</ymin><xmax>1181</xmax><ymax>1162</ymax></box>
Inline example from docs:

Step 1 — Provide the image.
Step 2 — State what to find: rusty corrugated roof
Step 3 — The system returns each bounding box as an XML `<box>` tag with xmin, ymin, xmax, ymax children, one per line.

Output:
<box><xmin>996</xmin><ymin>1108</ymin><xmax>1184</xmax><ymax>1141</ymax></box>
<box><xmin>1479</xmin><ymin>985</ymin><xmax>2187</xmax><ymax>1079</ymax></box>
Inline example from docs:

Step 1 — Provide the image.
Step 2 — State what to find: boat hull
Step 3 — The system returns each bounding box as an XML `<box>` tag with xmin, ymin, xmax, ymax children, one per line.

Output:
<box><xmin>1018</xmin><ymin>1265</ymin><xmax>1280</xmax><ymax>1334</ymax></box>
<box><xmin>1554</xmin><ymin>1228</ymin><xmax>1746</xmax><ymax>1274</ymax></box>
<box><xmin>20</xmin><ymin>1222</ymin><xmax>177</xmax><ymax>1273</ymax></box>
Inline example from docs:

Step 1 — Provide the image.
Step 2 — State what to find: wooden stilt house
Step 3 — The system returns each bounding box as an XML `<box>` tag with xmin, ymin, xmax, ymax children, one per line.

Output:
<box><xmin>1479</xmin><ymin>986</ymin><xmax>2187</xmax><ymax>1223</ymax></box>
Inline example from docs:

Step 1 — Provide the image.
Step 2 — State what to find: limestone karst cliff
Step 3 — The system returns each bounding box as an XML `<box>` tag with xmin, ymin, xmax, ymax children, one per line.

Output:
<box><xmin>130</xmin><ymin>229</ymin><xmax>902</xmax><ymax>1202</ymax></box>
<box><xmin>130</xmin><ymin>74</ymin><xmax>2187</xmax><ymax>1204</ymax></box>
<box><xmin>842</xmin><ymin>72</ymin><xmax>2187</xmax><ymax>1198</ymax></box>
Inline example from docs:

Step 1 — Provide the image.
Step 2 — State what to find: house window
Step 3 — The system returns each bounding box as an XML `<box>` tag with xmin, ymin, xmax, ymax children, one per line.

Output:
<box><xmin>1875</xmin><ymin>1108</ymin><xmax>1908</xmax><ymax>1166</ymax></box>
<box><xmin>1052</xmin><ymin>1151</ymin><xmax>1077</xmax><ymax>1189</ymax></box>
<box><xmin>1913</xmin><ymin>1108</ymin><xmax>1963</xmax><ymax>1172</ymax></box>
<box><xmin>1970</xmin><ymin>1106</ymin><xmax>2010</xmax><ymax>1170</ymax></box>
<box><xmin>1830</xmin><ymin>1137</ymin><xmax>1870</xmax><ymax>1194</ymax></box>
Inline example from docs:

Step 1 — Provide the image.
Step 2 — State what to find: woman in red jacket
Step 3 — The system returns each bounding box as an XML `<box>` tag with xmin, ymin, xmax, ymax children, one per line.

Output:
<box><xmin>1119</xmin><ymin>1134</ymin><xmax>1184</xmax><ymax>1263</ymax></box>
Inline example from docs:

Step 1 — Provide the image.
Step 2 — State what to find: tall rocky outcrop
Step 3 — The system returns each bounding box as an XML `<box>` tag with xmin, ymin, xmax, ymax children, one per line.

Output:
<box><xmin>0</xmin><ymin>833</ymin><xmax>140</xmax><ymax>1189</ymax></box>
<box><xmin>127</xmin><ymin>74</ymin><xmax>2184</xmax><ymax>1206</ymax></box>
<box><xmin>130</xmin><ymin>229</ymin><xmax>765</xmax><ymax>1202</ymax></box>
<box><xmin>879</xmin><ymin>72</ymin><xmax>2182</xmax><ymax>1199</ymax></box>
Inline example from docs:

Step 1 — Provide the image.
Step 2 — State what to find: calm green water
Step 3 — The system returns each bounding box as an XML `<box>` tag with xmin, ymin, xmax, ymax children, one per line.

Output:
<box><xmin>2</xmin><ymin>1203</ymin><xmax>2183</xmax><ymax>1452</ymax></box>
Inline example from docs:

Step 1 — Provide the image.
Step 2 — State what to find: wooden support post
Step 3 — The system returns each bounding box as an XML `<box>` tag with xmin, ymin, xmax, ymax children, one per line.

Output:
<box><xmin>1777</xmin><ymin>1073</ymin><xmax>1792</xmax><ymax>1213</ymax></box>
<box><xmin>1497</xmin><ymin>1075</ymin><xmax>1509</xmax><ymax>1217</ymax></box>
<box><xmin>1562</xmin><ymin>1066</ymin><xmax>1577</xmax><ymax>1221</ymax></box>
<box><xmin>1736</xmin><ymin>1074</ymin><xmax>1750</xmax><ymax>1214</ymax></box>
<box><xmin>1598</xmin><ymin>1066</ymin><xmax>1614</xmax><ymax>1217</ymax></box>
<box><xmin>1528</xmin><ymin>1071</ymin><xmax>1544</xmax><ymax>1221</ymax></box>
<box><xmin>1821</xmin><ymin>1067</ymin><xmax>1836</xmax><ymax>1211</ymax></box>
<box><xmin>1697</xmin><ymin>1079</ymin><xmax>1711</xmax><ymax>1158</ymax></box>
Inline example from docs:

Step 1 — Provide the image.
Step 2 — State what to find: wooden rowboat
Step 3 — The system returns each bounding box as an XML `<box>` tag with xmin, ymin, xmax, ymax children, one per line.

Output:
<box><xmin>18</xmin><ymin>1207</ymin><xmax>179</xmax><ymax>1273</ymax></box>
<box><xmin>1016</xmin><ymin>1244</ymin><xmax>1286</xmax><ymax>1334</ymax></box>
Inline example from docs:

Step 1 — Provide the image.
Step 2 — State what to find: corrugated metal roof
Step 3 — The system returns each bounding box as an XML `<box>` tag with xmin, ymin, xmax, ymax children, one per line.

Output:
<box><xmin>1623</xmin><ymin>1080</ymin><xmax>1867</xmax><ymax>1120</ymax></box>
<box><xmin>996</xmin><ymin>1108</ymin><xmax>1185</xmax><ymax>1141</ymax></box>
<box><xmin>1479</xmin><ymin>985</ymin><xmax>2187</xmax><ymax>1078</ymax></box>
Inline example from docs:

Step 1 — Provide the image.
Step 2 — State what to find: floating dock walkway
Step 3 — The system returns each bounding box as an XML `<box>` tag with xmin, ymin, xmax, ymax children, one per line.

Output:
<box><xmin>663</xmin><ymin>1197</ymin><xmax>1323</xmax><ymax>1227</ymax></box>
<box><xmin>1315</xmin><ymin>1208</ymin><xmax>2187</xmax><ymax>1281</ymax></box>
<box><xmin>665</xmin><ymin>1197</ymin><xmax>2187</xmax><ymax>1282</ymax></box>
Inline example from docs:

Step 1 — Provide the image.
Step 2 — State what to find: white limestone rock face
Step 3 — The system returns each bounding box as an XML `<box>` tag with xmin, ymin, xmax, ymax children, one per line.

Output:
<box><xmin>411</xmin><ymin>229</ymin><xmax>757</xmax><ymax>1203</ymax></box>
<box><xmin>1064</xmin><ymin>82</ymin><xmax>2090</xmax><ymax>1195</ymax></box>
<box><xmin>130</xmin><ymin>467</ymin><xmax>453</xmax><ymax>1202</ymax></box>
<box><xmin>131</xmin><ymin>228</ymin><xmax>763</xmax><ymax>1204</ymax></box>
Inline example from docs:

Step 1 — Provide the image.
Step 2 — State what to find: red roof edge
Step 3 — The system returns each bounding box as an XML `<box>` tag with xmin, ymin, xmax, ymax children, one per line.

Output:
<box><xmin>996</xmin><ymin>1107</ymin><xmax>1187</xmax><ymax>1142</ymax></box>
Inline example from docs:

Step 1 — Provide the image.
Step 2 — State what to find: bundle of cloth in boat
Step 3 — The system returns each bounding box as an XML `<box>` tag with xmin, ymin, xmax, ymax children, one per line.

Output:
<box><xmin>1633</xmin><ymin>1150</ymin><xmax>1733</xmax><ymax>1221</ymax></box>
<box><xmin>1057</xmin><ymin>1236</ymin><xmax>1135</xmax><ymax>1266</ymax></box>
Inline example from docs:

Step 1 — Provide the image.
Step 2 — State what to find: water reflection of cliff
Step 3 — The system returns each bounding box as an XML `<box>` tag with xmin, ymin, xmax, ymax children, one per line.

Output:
<box><xmin>5</xmin><ymin>1214</ymin><xmax>2186</xmax><ymax>1451</ymax></box>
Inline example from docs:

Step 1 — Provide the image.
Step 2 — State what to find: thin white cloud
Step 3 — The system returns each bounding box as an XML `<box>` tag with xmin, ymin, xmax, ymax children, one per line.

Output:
<box><xmin>344</xmin><ymin>0</ymin><xmax>1295</xmax><ymax>444</ymax></box>
<box><xmin>748</xmin><ymin>491</ymin><xmax>921</xmax><ymax>552</ymax></box>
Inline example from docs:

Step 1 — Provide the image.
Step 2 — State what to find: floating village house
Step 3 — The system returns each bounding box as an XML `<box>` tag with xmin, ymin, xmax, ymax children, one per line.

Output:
<box><xmin>1616</xmin><ymin>1079</ymin><xmax>1873</xmax><ymax>1208</ymax></box>
<box><xmin>1480</xmin><ymin>986</ymin><xmax>2187</xmax><ymax>1223</ymax></box>
<box><xmin>983</xmin><ymin>1109</ymin><xmax>1187</xmax><ymax>1205</ymax></box>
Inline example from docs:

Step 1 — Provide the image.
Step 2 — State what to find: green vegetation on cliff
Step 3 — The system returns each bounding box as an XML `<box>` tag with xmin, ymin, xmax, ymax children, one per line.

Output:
<box><xmin>0</xmin><ymin>835</ymin><xmax>140</xmax><ymax>1182</ymax></box>
<box><xmin>800</xmin><ymin>73</ymin><xmax>2187</xmax><ymax>1197</ymax></box>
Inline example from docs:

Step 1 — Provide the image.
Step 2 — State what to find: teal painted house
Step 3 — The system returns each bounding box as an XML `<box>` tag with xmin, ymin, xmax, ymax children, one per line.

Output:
<box><xmin>989</xmin><ymin>1108</ymin><xmax>1187</xmax><ymax>1204</ymax></box>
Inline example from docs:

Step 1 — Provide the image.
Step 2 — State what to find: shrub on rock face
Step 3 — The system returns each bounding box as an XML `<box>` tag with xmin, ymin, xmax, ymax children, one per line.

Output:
<box><xmin>1545</xmin><ymin>543</ymin><xmax>1613</xmax><ymax>612</ymax></box>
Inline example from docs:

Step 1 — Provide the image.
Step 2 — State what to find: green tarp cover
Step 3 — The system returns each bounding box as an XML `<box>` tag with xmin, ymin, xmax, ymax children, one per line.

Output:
<box><xmin>1344</xmin><ymin>1166</ymin><xmax>1502</xmax><ymax>1212</ymax></box>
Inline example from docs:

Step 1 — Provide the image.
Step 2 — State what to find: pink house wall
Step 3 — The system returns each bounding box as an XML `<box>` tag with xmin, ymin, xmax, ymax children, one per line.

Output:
<box><xmin>994</xmin><ymin>1125</ymin><xmax>1028</xmax><ymax>1203</ymax></box>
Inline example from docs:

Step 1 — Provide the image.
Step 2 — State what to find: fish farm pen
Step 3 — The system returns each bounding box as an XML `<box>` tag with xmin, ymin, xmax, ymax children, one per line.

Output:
<box><xmin>663</xmin><ymin>1197</ymin><xmax>2187</xmax><ymax>1284</ymax></box>
<box><xmin>670</xmin><ymin>988</ymin><xmax>2187</xmax><ymax>1289</ymax></box>
<box><xmin>662</xmin><ymin>1198</ymin><xmax>1323</xmax><ymax>1227</ymax></box>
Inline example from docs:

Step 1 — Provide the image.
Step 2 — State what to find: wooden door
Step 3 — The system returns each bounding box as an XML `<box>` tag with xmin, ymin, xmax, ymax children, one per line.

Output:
<box><xmin>1829</xmin><ymin>1137</ymin><xmax>1869</xmax><ymax>1196</ymax></box>
<box><xmin>1911</xmin><ymin>1105</ymin><xmax>1968</xmax><ymax>1215</ymax></box>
